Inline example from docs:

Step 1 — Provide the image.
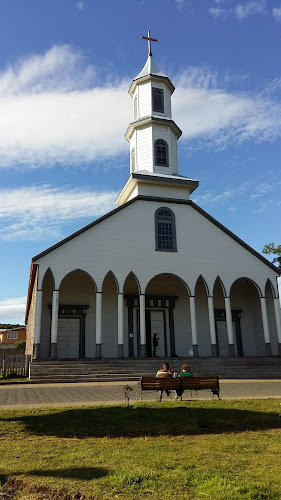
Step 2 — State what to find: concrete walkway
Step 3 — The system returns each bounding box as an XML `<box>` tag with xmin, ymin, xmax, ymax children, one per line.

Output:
<box><xmin>0</xmin><ymin>379</ymin><xmax>281</xmax><ymax>409</ymax></box>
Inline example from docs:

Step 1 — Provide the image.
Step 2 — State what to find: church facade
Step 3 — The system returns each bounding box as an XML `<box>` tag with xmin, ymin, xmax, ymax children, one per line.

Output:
<box><xmin>25</xmin><ymin>44</ymin><xmax>281</xmax><ymax>361</ymax></box>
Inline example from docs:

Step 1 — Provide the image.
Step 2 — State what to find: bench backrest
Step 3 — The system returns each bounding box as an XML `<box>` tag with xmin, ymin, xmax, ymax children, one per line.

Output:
<box><xmin>141</xmin><ymin>377</ymin><xmax>180</xmax><ymax>390</ymax></box>
<box><xmin>140</xmin><ymin>376</ymin><xmax>219</xmax><ymax>391</ymax></box>
<box><xmin>181</xmin><ymin>376</ymin><xmax>219</xmax><ymax>390</ymax></box>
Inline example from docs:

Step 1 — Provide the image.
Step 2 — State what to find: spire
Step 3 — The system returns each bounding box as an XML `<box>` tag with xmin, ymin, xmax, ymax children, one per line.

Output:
<box><xmin>129</xmin><ymin>30</ymin><xmax>174</xmax><ymax>96</ymax></box>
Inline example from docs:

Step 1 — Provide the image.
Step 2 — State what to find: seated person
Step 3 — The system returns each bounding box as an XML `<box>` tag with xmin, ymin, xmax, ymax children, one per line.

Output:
<box><xmin>175</xmin><ymin>364</ymin><xmax>193</xmax><ymax>400</ymax></box>
<box><xmin>156</xmin><ymin>362</ymin><xmax>173</xmax><ymax>401</ymax></box>
<box><xmin>179</xmin><ymin>364</ymin><xmax>193</xmax><ymax>378</ymax></box>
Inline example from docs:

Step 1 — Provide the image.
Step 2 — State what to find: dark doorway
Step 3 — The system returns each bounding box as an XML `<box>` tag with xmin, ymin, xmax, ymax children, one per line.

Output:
<box><xmin>215</xmin><ymin>309</ymin><xmax>243</xmax><ymax>357</ymax></box>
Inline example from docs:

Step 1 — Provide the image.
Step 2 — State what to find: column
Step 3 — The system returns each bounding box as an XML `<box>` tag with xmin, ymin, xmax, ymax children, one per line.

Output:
<box><xmin>95</xmin><ymin>292</ymin><xmax>102</xmax><ymax>358</ymax></box>
<box><xmin>260</xmin><ymin>297</ymin><xmax>271</xmax><ymax>356</ymax></box>
<box><xmin>50</xmin><ymin>290</ymin><xmax>59</xmax><ymax>359</ymax></box>
<box><xmin>168</xmin><ymin>306</ymin><xmax>176</xmax><ymax>356</ymax></box>
<box><xmin>208</xmin><ymin>296</ymin><xmax>218</xmax><ymax>357</ymax></box>
<box><xmin>33</xmin><ymin>289</ymin><xmax>43</xmax><ymax>359</ymax></box>
<box><xmin>224</xmin><ymin>296</ymin><xmax>234</xmax><ymax>356</ymax></box>
<box><xmin>139</xmin><ymin>294</ymin><xmax>146</xmax><ymax>357</ymax></box>
<box><xmin>274</xmin><ymin>298</ymin><xmax>281</xmax><ymax>356</ymax></box>
<box><xmin>190</xmin><ymin>296</ymin><xmax>198</xmax><ymax>357</ymax></box>
<box><xmin>118</xmin><ymin>293</ymin><xmax>124</xmax><ymax>357</ymax></box>
<box><xmin>127</xmin><ymin>299</ymin><xmax>134</xmax><ymax>357</ymax></box>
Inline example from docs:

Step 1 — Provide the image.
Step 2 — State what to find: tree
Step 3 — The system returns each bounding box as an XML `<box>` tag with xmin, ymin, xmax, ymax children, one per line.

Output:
<box><xmin>262</xmin><ymin>243</ymin><xmax>281</xmax><ymax>269</ymax></box>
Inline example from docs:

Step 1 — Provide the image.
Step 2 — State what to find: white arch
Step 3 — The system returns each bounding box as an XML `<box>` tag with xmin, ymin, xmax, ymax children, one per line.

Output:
<box><xmin>144</xmin><ymin>272</ymin><xmax>191</xmax><ymax>296</ymax></box>
<box><xmin>230</xmin><ymin>277</ymin><xmax>262</xmax><ymax>297</ymax></box>
<box><xmin>212</xmin><ymin>275</ymin><xmax>227</xmax><ymax>298</ymax></box>
<box><xmin>58</xmin><ymin>268</ymin><xmax>97</xmax><ymax>292</ymax></box>
<box><xmin>102</xmin><ymin>270</ymin><xmax>119</xmax><ymax>293</ymax></box>
<box><xmin>122</xmin><ymin>271</ymin><xmax>141</xmax><ymax>295</ymax></box>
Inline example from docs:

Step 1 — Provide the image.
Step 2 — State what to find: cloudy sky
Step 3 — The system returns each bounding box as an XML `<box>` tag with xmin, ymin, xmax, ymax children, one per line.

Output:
<box><xmin>0</xmin><ymin>0</ymin><xmax>281</xmax><ymax>323</ymax></box>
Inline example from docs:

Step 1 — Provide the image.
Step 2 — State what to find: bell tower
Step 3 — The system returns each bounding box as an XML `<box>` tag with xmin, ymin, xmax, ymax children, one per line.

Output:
<box><xmin>116</xmin><ymin>31</ymin><xmax>199</xmax><ymax>206</ymax></box>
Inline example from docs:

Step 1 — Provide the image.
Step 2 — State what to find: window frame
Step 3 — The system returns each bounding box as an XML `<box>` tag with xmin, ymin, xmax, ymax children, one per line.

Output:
<box><xmin>7</xmin><ymin>331</ymin><xmax>18</xmax><ymax>339</ymax></box>
<box><xmin>152</xmin><ymin>87</ymin><xmax>164</xmax><ymax>113</ymax></box>
<box><xmin>155</xmin><ymin>207</ymin><xmax>177</xmax><ymax>252</ymax></box>
<box><xmin>154</xmin><ymin>139</ymin><xmax>169</xmax><ymax>167</ymax></box>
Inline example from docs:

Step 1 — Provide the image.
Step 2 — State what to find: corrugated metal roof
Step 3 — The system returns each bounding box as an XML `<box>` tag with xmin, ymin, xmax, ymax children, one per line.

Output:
<box><xmin>136</xmin><ymin>169</ymin><xmax>198</xmax><ymax>182</ymax></box>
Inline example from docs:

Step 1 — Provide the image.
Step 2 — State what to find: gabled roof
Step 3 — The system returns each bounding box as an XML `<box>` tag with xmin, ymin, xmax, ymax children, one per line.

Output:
<box><xmin>31</xmin><ymin>195</ymin><xmax>280</xmax><ymax>275</ymax></box>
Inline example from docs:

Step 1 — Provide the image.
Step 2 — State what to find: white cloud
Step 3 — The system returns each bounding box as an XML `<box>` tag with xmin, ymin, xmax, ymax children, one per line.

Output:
<box><xmin>0</xmin><ymin>186</ymin><xmax>118</xmax><ymax>241</ymax></box>
<box><xmin>0</xmin><ymin>297</ymin><xmax>26</xmax><ymax>324</ymax></box>
<box><xmin>235</xmin><ymin>0</ymin><xmax>267</xmax><ymax>19</ymax></box>
<box><xmin>174</xmin><ymin>0</ymin><xmax>191</xmax><ymax>10</ymax></box>
<box><xmin>173</xmin><ymin>67</ymin><xmax>281</xmax><ymax>148</ymax></box>
<box><xmin>0</xmin><ymin>45</ymin><xmax>130</xmax><ymax>169</ymax></box>
<box><xmin>0</xmin><ymin>45</ymin><xmax>95</xmax><ymax>96</ymax></box>
<box><xmin>75</xmin><ymin>1</ymin><xmax>84</xmax><ymax>10</ymax></box>
<box><xmin>272</xmin><ymin>7</ymin><xmax>281</xmax><ymax>22</ymax></box>
<box><xmin>193</xmin><ymin>177</ymin><xmax>281</xmax><ymax>215</ymax></box>
<box><xmin>1</xmin><ymin>47</ymin><xmax>281</xmax><ymax>169</ymax></box>
<box><xmin>209</xmin><ymin>7</ymin><xmax>228</xmax><ymax>19</ymax></box>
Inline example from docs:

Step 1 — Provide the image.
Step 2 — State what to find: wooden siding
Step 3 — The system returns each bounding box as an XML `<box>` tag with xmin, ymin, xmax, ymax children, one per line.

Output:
<box><xmin>137</xmin><ymin>82</ymin><xmax>151</xmax><ymax>118</ymax></box>
<box><xmin>35</xmin><ymin>199</ymin><xmax>279</xmax><ymax>298</ymax></box>
<box><xmin>135</xmin><ymin>126</ymin><xmax>153</xmax><ymax>171</ymax></box>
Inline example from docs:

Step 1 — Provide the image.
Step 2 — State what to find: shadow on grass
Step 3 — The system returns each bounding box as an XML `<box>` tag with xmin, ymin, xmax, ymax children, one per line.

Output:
<box><xmin>1</xmin><ymin>405</ymin><xmax>280</xmax><ymax>438</ymax></box>
<box><xmin>28</xmin><ymin>466</ymin><xmax>108</xmax><ymax>480</ymax></box>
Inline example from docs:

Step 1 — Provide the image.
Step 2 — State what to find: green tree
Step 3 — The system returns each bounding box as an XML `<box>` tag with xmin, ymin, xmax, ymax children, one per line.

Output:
<box><xmin>262</xmin><ymin>243</ymin><xmax>281</xmax><ymax>268</ymax></box>
<box><xmin>15</xmin><ymin>341</ymin><xmax>26</xmax><ymax>350</ymax></box>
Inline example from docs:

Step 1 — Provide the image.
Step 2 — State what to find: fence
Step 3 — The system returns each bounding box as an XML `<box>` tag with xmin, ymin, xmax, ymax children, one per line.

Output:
<box><xmin>0</xmin><ymin>354</ymin><xmax>31</xmax><ymax>378</ymax></box>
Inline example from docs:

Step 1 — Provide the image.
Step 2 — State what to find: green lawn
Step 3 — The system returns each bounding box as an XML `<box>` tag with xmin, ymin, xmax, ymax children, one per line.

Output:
<box><xmin>0</xmin><ymin>399</ymin><xmax>280</xmax><ymax>499</ymax></box>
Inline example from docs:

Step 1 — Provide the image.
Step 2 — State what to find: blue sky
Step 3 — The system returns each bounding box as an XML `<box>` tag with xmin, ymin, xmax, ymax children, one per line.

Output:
<box><xmin>0</xmin><ymin>0</ymin><xmax>281</xmax><ymax>324</ymax></box>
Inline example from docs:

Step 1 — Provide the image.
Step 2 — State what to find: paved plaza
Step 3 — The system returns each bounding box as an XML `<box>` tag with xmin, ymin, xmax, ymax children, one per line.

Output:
<box><xmin>0</xmin><ymin>379</ymin><xmax>281</xmax><ymax>409</ymax></box>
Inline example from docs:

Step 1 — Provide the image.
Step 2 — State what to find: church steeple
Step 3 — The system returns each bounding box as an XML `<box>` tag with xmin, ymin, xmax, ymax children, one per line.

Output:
<box><xmin>125</xmin><ymin>31</ymin><xmax>181</xmax><ymax>177</ymax></box>
<box><xmin>116</xmin><ymin>32</ymin><xmax>199</xmax><ymax>207</ymax></box>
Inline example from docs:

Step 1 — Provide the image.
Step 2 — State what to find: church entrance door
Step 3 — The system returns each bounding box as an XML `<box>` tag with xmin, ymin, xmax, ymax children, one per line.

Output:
<box><xmin>215</xmin><ymin>310</ymin><xmax>243</xmax><ymax>357</ymax></box>
<box><xmin>145</xmin><ymin>310</ymin><xmax>167</xmax><ymax>357</ymax></box>
<box><xmin>57</xmin><ymin>318</ymin><xmax>80</xmax><ymax>359</ymax></box>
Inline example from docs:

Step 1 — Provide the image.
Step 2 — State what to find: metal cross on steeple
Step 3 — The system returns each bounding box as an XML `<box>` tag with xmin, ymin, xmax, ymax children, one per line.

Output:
<box><xmin>141</xmin><ymin>30</ymin><xmax>158</xmax><ymax>57</ymax></box>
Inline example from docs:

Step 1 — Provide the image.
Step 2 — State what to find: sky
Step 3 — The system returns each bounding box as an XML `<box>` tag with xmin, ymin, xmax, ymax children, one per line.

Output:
<box><xmin>0</xmin><ymin>0</ymin><xmax>281</xmax><ymax>324</ymax></box>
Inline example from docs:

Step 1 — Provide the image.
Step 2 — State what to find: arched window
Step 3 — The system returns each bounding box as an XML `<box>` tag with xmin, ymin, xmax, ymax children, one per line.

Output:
<box><xmin>131</xmin><ymin>148</ymin><xmax>136</xmax><ymax>172</ymax></box>
<box><xmin>154</xmin><ymin>139</ymin><xmax>169</xmax><ymax>167</ymax></box>
<box><xmin>152</xmin><ymin>87</ymin><xmax>164</xmax><ymax>113</ymax></box>
<box><xmin>155</xmin><ymin>207</ymin><xmax>177</xmax><ymax>252</ymax></box>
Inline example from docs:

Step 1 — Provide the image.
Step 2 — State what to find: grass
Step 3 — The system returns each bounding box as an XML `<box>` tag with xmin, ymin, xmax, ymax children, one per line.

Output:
<box><xmin>0</xmin><ymin>373</ymin><xmax>29</xmax><ymax>383</ymax></box>
<box><xmin>0</xmin><ymin>399</ymin><xmax>280</xmax><ymax>499</ymax></box>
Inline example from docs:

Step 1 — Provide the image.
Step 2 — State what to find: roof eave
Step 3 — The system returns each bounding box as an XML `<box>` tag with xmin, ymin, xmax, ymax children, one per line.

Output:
<box><xmin>125</xmin><ymin>117</ymin><xmax>182</xmax><ymax>141</ymax></box>
<box><xmin>129</xmin><ymin>74</ymin><xmax>175</xmax><ymax>96</ymax></box>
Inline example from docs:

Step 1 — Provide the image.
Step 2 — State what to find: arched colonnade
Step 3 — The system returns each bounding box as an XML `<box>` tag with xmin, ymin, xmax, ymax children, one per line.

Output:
<box><xmin>33</xmin><ymin>267</ymin><xmax>281</xmax><ymax>360</ymax></box>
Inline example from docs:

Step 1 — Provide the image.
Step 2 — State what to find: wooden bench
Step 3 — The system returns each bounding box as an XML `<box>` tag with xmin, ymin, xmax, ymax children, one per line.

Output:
<box><xmin>137</xmin><ymin>376</ymin><xmax>220</xmax><ymax>401</ymax></box>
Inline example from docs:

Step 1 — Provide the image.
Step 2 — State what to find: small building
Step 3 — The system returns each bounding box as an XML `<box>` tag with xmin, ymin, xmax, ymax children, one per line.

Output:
<box><xmin>25</xmin><ymin>36</ymin><xmax>281</xmax><ymax>361</ymax></box>
<box><xmin>0</xmin><ymin>326</ymin><xmax>26</xmax><ymax>349</ymax></box>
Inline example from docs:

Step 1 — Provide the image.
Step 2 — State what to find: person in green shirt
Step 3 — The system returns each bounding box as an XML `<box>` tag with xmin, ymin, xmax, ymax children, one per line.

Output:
<box><xmin>178</xmin><ymin>364</ymin><xmax>193</xmax><ymax>378</ymax></box>
<box><xmin>175</xmin><ymin>364</ymin><xmax>193</xmax><ymax>399</ymax></box>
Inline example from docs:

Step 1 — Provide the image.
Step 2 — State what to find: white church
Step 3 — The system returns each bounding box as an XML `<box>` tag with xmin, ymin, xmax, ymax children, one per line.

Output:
<box><xmin>25</xmin><ymin>33</ymin><xmax>281</xmax><ymax>362</ymax></box>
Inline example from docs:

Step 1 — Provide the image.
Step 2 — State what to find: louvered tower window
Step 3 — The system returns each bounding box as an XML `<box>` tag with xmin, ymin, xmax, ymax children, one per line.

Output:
<box><xmin>131</xmin><ymin>148</ymin><xmax>136</xmax><ymax>172</ymax></box>
<box><xmin>152</xmin><ymin>87</ymin><xmax>164</xmax><ymax>113</ymax></box>
<box><xmin>155</xmin><ymin>139</ymin><xmax>168</xmax><ymax>166</ymax></box>
<box><xmin>155</xmin><ymin>207</ymin><xmax>177</xmax><ymax>252</ymax></box>
<box><xmin>133</xmin><ymin>95</ymin><xmax>138</xmax><ymax>120</ymax></box>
